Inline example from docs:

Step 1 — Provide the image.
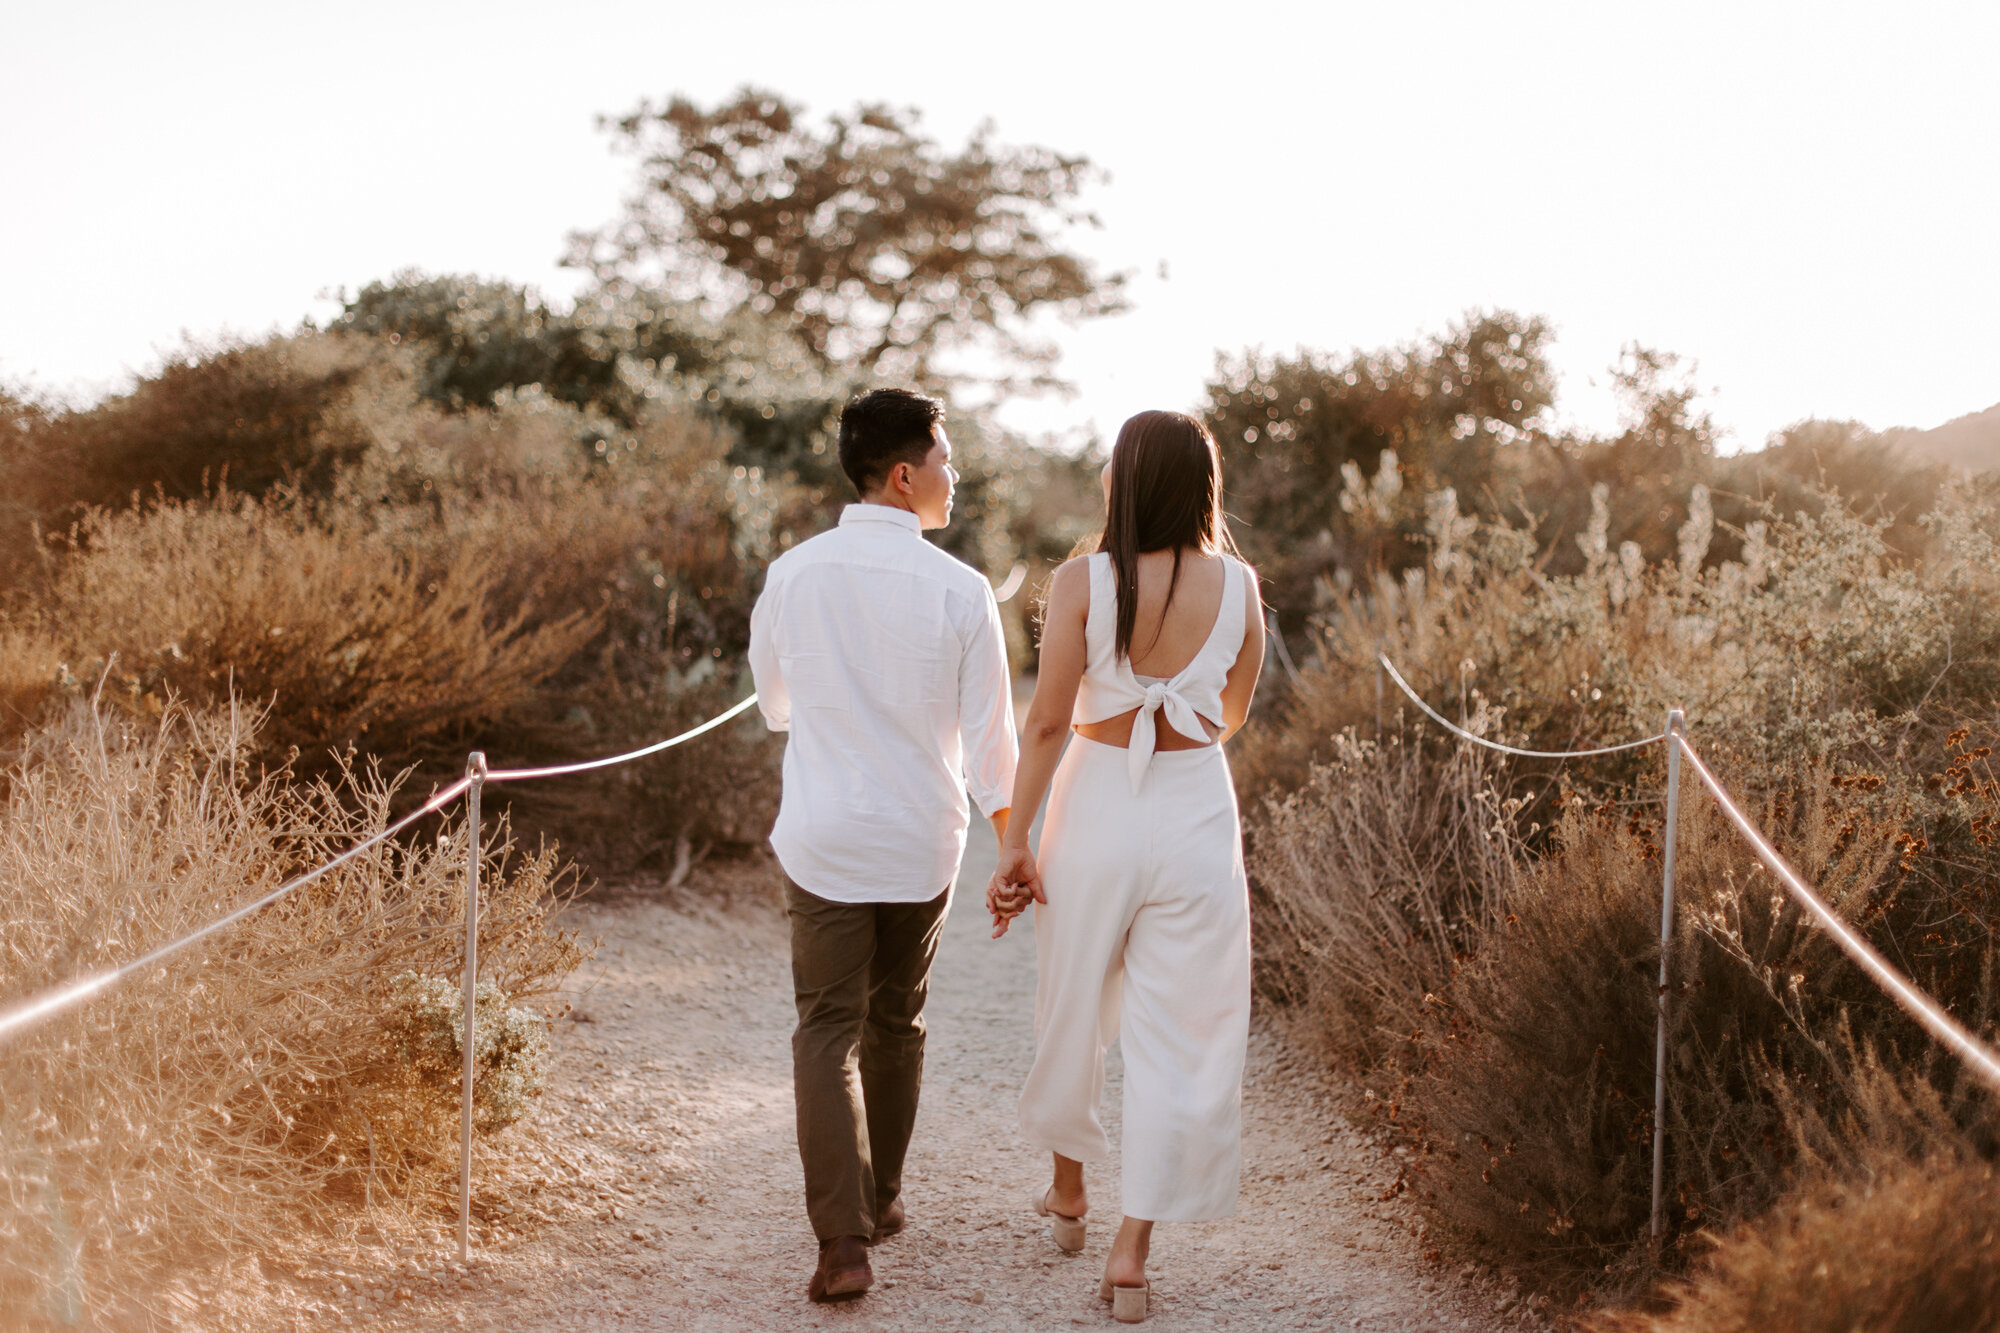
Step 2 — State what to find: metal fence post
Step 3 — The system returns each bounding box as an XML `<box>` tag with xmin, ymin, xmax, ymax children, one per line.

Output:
<box><xmin>459</xmin><ymin>751</ymin><xmax>487</xmax><ymax>1264</ymax></box>
<box><xmin>1650</xmin><ymin>710</ymin><xmax>1685</xmax><ymax>1240</ymax></box>
<box><xmin>1374</xmin><ymin>650</ymin><xmax>1385</xmax><ymax>740</ymax></box>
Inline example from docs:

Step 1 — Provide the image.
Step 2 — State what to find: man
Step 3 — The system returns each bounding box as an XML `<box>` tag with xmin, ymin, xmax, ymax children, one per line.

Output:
<box><xmin>748</xmin><ymin>388</ymin><xmax>1017</xmax><ymax>1303</ymax></box>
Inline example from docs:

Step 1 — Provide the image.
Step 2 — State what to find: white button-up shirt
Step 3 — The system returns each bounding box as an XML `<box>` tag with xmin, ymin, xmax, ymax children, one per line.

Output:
<box><xmin>748</xmin><ymin>504</ymin><xmax>1018</xmax><ymax>903</ymax></box>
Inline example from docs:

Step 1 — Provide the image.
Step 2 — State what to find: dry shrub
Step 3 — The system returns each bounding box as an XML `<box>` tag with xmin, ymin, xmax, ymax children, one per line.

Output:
<box><xmin>39</xmin><ymin>489</ymin><xmax>600</xmax><ymax>764</ymax></box>
<box><xmin>1251</xmin><ymin>729</ymin><xmax>1521</xmax><ymax>1068</ymax></box>
<box><xmin>1600</xmin><ymin>1064</ymin><xmax>2000</xmax><ymax>1333</ymax></box>
<box><xmin>1380</xmin><ymin>770</ymin><xmax>2000</xmax><ymax>1297</ymax></box>
<box><xmin>367</xmin><ymin>393</ymin><xmax>785</xmax><ymax>866</ymax></box>
<box><xmin>1237</xmin><ymin>481</ymin><xmax>2000</xmax><ymax>812</ymax></box>
<box><xmin>2</xmin><ymin>334</ymin><xmax>406</xmax><ymax>588</ymax></box>
<box><xmin>1619</xmin><ymin>1156</ymin><xmax>2000</xmax><ymax>1333</ymax></box>
<box><xmin>15</xmin><ymin>388</ymin><xmax>781</xmax><ymax>865</ymax></box>
<box><xmin>0</xmin><ymin>697</ymin><xmax>589</xmax><ymax>1318</ymax></box>
<box><xmin>1243</xmin><ymin>479</ymin><xmax>2000</xmax><ymax>1301</ymax></box>
<box><xmin>0</xmin><ymin>623</ymin><xmax>57</xmax><ymax>746</ymax></box>
<box><xmin>1232</xmin><ymin>505</ymin><xmax>1616</xmax><ymax>806</ymax></box>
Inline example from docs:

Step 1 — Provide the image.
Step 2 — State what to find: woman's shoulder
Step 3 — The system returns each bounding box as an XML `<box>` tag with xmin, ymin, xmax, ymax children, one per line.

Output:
<box><xmin>1220</xmin><ymin>549</ymin><xmax>1260</xmax><ymax>584</ymax></box>
<box><xmin>1048</xmin><ymin>554</ymin><xmax>1098</xmax><ymax>601</ymax></box>
<box><xmin>1052</xmin><ymin>552</ymin><xmax>1103</xmax><ymax>585</ymax></box>
<box><xmin>1218</xmin><ymin>552</ymin><xmax>1262</xmax><ymax>620</ymax></box>
<box><xmin>1042</xmin><ymin>553</ymin><xmax>1104</xmax><ymax>621</ymax></box>
<box><xmin>1183</xmin><ymin>547</ymin><xmax>1257</xmax><ymax>587</ymax></box>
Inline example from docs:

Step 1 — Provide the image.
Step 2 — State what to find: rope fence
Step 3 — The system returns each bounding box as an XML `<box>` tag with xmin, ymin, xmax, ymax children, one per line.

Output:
<box><xmin>0</xmin><ymin>558</ymin><xmax>1038</xmax><ymax>1271</ymax></box>
<box><xmin>17</xmin><ymin>634</ymin><xmax>1996</xmax><ymax>1264</ymax></box>
<box><xmin>0</xmin><ymin>689</ymin><xmax>762</xmax><ymax>1262</ymax></box>
<box><xmin>1375</xmin><ymin>652</ymin><xmax>2000</xmax><ymax>1240</ymax></box>
<box><xmin>0</xmin><ymin>777</ymin><xmax>474</xmax><ymax>1045</ymax></box>
<box><xmin>1374</xmin><ymin>655</ymin><xmax>1668</xmax><ymax>759</ymax></box>
<box><xmin>478</xmin><ymin>694</ymin><xmax>762</xmax><ymax>784</ymax></box>
<box><xmin>1674</xmin><ymin>741</ymin><xmax>2000</xmax><ymax>1093</ymax></box>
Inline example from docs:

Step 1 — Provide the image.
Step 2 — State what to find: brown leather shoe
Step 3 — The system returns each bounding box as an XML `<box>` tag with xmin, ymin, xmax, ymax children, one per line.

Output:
<box><xmin>869</xmin><ymin>1198</ymin><xmax>905</xmax><ymax>1245</ymax></box>
<box><xmin>808</xmin><ymin>1236</ymin><xmax>872</xmax><ymax>1303</ymax></box>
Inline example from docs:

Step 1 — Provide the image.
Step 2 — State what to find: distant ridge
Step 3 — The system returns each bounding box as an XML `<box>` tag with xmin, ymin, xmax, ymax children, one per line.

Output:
<box><xmin>1890</xmin><ymin>402</ymin><xmax>2000</xmax><ymax>474</ymax></box>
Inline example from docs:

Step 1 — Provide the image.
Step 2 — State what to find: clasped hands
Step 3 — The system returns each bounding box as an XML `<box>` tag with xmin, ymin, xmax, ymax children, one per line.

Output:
<box><xmin>985</xmin><ymin>843</ymin><xmax>1043</xmax><ymax>939</ymax></box>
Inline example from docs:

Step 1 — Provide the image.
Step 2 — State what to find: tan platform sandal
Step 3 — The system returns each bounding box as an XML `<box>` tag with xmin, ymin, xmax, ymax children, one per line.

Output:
<box><xmin>1031</xmin><ymin>1187</ymin><xmax>1085</xmax><ymax>1253</ymax></box>
<box><xmin>1098</xmin><ymin>1274</ymin><xmax>1149</xmax><ymax>1323</ymax></box>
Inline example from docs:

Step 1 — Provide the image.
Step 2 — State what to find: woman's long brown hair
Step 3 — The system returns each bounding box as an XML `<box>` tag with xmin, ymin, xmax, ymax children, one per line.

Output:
<box><xmin>1099</xmin><ymin>410</ymin><xmax>1240</xmax><ymax>660</ymax></box>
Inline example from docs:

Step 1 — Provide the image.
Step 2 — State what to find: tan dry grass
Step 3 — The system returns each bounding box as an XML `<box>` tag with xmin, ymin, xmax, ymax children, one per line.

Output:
<box><xmin>38</xmin><ymin>487</ymin><xmax>601</xmax><ymax>767</ymax></box>
<box><xmin>0</xmin><ymin>696</ymin><xmax>589</xmax><ymax>1321</ymax></box>
<box><xmin>1245</xmin><ymin>484</ymin><xmax>2000</xmax><ymax>1305</ymax></box>
<box><xmin>0</xmin><ymin>623</ymin><xmax>58</xmax><ymax>749</ymax></box>
<box><xmin>1251</xmin><ymin>728</ymin><xmax>1523</xmax><ymax>1070</ymax></box>
<box><xmin>1263</xmin><ymin>740</ymin><xmax>2000</xmax><ymax>1302</ymax></box>
<box><xmin>1386</xmin><ymin>784</ymin><xmax>1905</xmax><ymax>1289</ymax></box>
<box><xmin>10</xmin><ymin>389</ymin><xmax>780</xmax><ymax>865</ymax></box>
<box><xmin>1598</xmin><ymin>1151</ymin><xmax>2000</xmax><ymax>1332</ymax></box>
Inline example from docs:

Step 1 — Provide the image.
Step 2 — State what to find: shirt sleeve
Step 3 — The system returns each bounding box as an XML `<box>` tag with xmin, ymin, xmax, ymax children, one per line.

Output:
<box><xmin>748</xmin><ymin>573</ymin><xmax>791</xmax><ymax>733</ymax></box>
<box><xmin>957</xmin><ymin>581</ymin><xmax>1018</xmax><ymax>816</ymax></box>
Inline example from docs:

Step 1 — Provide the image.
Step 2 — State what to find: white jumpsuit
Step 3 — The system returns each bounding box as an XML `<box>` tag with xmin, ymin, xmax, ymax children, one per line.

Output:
<box><xmin>1017</xmin><ymin>552</ymin><xmax>1254</xmax><ymax>1222</ymax></box>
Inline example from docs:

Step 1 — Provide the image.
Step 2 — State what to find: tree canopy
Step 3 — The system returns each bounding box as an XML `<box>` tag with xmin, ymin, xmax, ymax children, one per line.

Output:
<box><xmin>568</xmin><ymin>88</ymin><xmax>1128</xmax><ymax>389</ymax></box>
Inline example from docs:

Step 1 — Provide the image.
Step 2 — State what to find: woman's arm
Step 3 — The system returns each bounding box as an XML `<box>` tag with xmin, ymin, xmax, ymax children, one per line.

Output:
<box><xmin>1217</xmin><ymin>561</ymin><xmax>1265</xmax><ymax>743</ymax></box>
<box><xmin>991</xmin><ymin>558</ymin><xmax>1091</xmax><ymax>906</ymax></box>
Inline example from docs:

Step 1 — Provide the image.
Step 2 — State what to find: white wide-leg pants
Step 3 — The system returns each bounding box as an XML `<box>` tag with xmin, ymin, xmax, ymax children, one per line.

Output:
<box><xmin>1017</xmin><ymin>735</ymin><xmax>1252</xmax><ymax>1222</ymax></box>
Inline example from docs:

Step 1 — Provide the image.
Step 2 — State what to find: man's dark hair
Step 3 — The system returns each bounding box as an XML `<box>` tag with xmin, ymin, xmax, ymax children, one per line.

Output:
<box><xmin>837</xmin><ymin>388</ymin><xmax>944</xmax><ymax>497</ymax></box>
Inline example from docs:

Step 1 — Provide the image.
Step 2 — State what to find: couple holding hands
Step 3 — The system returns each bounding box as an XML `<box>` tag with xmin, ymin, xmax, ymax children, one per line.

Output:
<box><xmin>747</xmin><ymin>388</ymin><xmax>1263</xmax><ymax>1322</ymax></box>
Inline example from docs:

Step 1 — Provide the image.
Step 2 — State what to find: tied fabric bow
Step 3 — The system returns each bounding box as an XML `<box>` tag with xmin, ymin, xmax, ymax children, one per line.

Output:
<box><xmin>1127</xmin><ymin>680</ymin><xmax>1207</xmax><ymax>793</ymax></box>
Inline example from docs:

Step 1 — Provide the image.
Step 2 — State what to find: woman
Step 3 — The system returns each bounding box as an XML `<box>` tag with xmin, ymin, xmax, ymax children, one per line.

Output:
<box><xmin>987</xmin><ymin>409</ymin><xmax>1264</xmax><ymax>1323</ymax></box>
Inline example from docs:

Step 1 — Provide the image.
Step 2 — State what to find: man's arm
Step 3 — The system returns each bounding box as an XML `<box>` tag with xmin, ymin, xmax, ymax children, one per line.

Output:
<box><xmin>990</xmin><ymin>558</ymin><xmax>1089</xmax><ymax>920</ymax></box>
<box><xmin>747</xmin><ymin>574</ymin><xmax>791</xmax><ymax>733</ymax></box>
<box><xmin>959</xmin><ymin>580</ymin><xmax>1017</xmax><ymax>835</ymax></box>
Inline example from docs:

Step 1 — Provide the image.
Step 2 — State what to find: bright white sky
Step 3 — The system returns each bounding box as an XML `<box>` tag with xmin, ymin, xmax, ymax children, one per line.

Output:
<box><xmin>4</xmin><ymin>1</ymin><xmax>1996</xmax><ymax>453</ymax></box>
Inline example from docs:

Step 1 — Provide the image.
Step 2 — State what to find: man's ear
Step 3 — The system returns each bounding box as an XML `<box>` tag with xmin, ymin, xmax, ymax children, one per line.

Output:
<box><xmin>889</xmin><ymin>461</ymin><xmax>913</xmax><ymax>495</ymax></box>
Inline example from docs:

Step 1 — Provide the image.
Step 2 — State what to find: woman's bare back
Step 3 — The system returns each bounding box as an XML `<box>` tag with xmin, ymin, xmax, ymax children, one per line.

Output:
<box><xmin>1077</xmin><ymin>549</ymin><xmax>1233</xmax><ymax>751</ymax></box>
<box><xmin>1125</xmin><ymin>550</ymin><xmax>1229</xmax><ymax>678</ymax></box>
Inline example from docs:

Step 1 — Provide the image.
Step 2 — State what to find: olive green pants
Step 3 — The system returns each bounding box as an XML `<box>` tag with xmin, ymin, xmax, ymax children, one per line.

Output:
<box><xmin>785</xmin><ymin>878</ymin><xmax>951</xmax><ymax>1243</ymax></box>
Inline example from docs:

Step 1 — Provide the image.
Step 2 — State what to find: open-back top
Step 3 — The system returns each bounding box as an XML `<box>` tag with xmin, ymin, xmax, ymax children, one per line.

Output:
<box><xmin>1071</xmin><ymin>550</ymin><xmax>1250</xmax><ymax>792</ymax></box>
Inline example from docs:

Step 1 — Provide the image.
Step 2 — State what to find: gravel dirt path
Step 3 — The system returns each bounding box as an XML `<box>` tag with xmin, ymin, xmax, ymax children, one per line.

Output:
<box><xmin>249</xmin><ymin>824</ymin><xmax>1535</xmax><ymax>1332</ymax></box>
<box><xmin>384</xmin><ymin>821</ymin><xmax>1524</xmax><ymax>1333</ymax></box>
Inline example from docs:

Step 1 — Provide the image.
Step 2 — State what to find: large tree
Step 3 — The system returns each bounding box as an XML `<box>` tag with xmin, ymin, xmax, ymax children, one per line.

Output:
<box><xmin>568</xmin><ymin>88</ymin><xmax>1127</xmax><ymax>390</ymax></box>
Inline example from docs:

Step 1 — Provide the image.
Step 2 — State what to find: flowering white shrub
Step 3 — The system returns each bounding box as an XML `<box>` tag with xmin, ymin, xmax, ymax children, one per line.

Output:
<box><xmin>383</xmin><ymin>970</ymin><xmax>551</xmax><ymax>1132</ymax></box>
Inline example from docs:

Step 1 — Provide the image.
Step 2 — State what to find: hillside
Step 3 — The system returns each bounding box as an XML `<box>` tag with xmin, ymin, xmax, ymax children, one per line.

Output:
<box><xmin>1892</xmin><ymin>401</ymin><xmax>2000</xmax><ymax>473</ymax></box>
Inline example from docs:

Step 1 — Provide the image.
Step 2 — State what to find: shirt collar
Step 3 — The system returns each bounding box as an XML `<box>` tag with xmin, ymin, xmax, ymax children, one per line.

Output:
<box><xmin>839</xmin><ymin>503</ymin><xmax>923</xmax><ymax>534</ymax></box>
